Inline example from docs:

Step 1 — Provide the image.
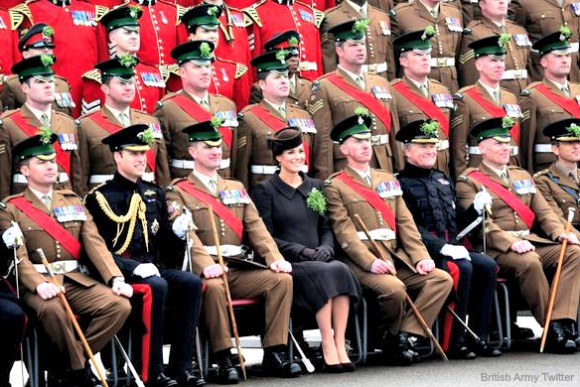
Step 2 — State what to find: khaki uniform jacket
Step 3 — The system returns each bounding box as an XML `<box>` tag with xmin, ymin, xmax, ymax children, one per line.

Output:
<box><xmin>456</xmin><ymin>163</ymin><xmax>564</xmax><ymax>257</ymax></box>
<box><xmin>519</xmin><ymin>79</ymin><xmax>580</xmax><ymax>172</ymax></box>
<box><xmin>77</xmin><ymin>107</ymin><xmax>170</xmax><ymax>196</ymax></box>
<box><xmin>165</xmin><ymin>174</ymin><xmax>283</xmax><ymax>274</ymax></box>
<box><xmin>450</xmin><ymin>82</ymin><xmax>521</xmax><ymax>179</ymax></box>
<box><xmin>154</xmin><ymin>90</ymin><xmax>238</xmax><ymax>179</ymax></box>
<box><xmin>390</xmin><ymin>76</ymin><xmax>453</xmax><ymax>175</ymax></box>
<box><xmin>0</xmin><ymin>74</ymin><xmax>74</xmax><ymax>116</ymax></box>
<box><xmin>534</xmin><ymin>163</ymin><xmax>580</xmax><ymax>229</ymax></box>
<box><xmin>248</xmin><ymin>75</ymin><xmax>313</xmax><ymax>111</ymax></box>
<box><xmin>0</xmin><ymin>188</ymin><xmax>122</xmax><ymax>292</ymax></box>
<box><xmin>391</xmin><ymin>1</ymin><xmax>463</xmax><ymax>93</ymax></box>
<box><xmin>364</xmin><ymin>0</ymin><xmax>392</xmax><ymax>14</ymax></box>
<box><xmin>321</xmin><ymin>2</ymin><xmax>396</xmax><ymax>80</ymax></box>
<box><xmin>0</xmin><ymin>105</ymin><xmax>82</xmax><ymax>199</ymax></box>
<box><xmin>460</xmin><ymin>0</ymin><xmax>481</xmax><ymax>25</ymax></box>
<box><xmin>510</xmin><ymin>0</ymin><xmax>580</xmax><ymax>82</ymax></box>
<box><xmin>458</xmin><ymin>17</ymin><xmax>532</xmax><ymax>96</ymax></box>
<box><xmin>309</xmin><ymin>67</ymin><xmax>402</xmax><ymax>179</ymax></box>
<box><xmin>324</xmin><ymin>165</ymin><xmax>430</xmax><ymax>272</ymax></box>
<box><xmin>235</xmin><ymin>100</ymin><xmax>315</xmax><ymax>189</ymax></box>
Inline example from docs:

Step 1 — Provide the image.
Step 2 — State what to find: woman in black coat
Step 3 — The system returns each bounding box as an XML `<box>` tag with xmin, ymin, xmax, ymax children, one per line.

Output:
<box><xmin>252</xmin><ymin>128</ymin><xmax>360</xmax><ymax>373</ymax></box>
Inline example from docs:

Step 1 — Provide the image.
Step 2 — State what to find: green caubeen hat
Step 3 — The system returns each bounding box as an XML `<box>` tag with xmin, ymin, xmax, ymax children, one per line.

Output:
<box><xmin>250</xmin><ymin>49</ymin><xmax>292</xmax><ymax>73</ymax></box>
<box><xmin>543</xmin><ymin>118</ymin><xmax>580</xmax><ymax>142</ymax></box>
<box><xmin>468</xmin><ymin>34</ymin><xmax>509</xmax><ymax>58</ymax></box>
<box><xmin>181</xmin><ymin>118</ymin><xmax>224</xmax><ymax>147</ymax></box>
<box><xmin>181</xmin><ymin>4</ymin><xmax>222</xmax><ymax>32</ymax></box>
<box><xmin>396</xmin><ymin>119</ymin><xmax>440</xmax><ymax>144</ymax></box>
<box><xmin>99</xmin><ymin>5</ymin><xmax>142</xmax><ymax>32</ymax></box>
<box><xmin>471</xmin><ymin>116</ymin><xmax>514</xmax><ymax>143</ymax></box>
<box><xmin>102</xmin><ymin>124</ymin><xmax>154</xmax><ymax>152</ymax></box>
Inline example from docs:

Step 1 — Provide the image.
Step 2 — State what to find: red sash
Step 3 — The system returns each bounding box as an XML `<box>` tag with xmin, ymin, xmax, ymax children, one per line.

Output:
<box><xmin>326</xmin><ymin>73</ymin><xmax>392</xmax><ymax>133</ymax></box>
<box><xmin>392</xmin><ymin>81</ymin><xmax>450</xmax><ymax>138</ymax></box>
<box><xmin>10</xmin><ymin>112</ymin><xmax>71</xmax><ymax>176</ymax></box>
<box><xmin>171</xmin><ymin>94</ymin><xmax>233</xmax><ymax>149</ymax></box>
<box><xmin>88</xmin><ymin>112</ymin><xmax>156</xmax><ymax>174</ymax></box>
<box><xmin>251</xmin><ymin>104</ymin><xmax>311</xmax><ymax>169</ymax></box>
<box><xmin>464</xmin><ymin>88</ymin><xmax>521</xmax><ymax>144</ymax></box>
<box><xmin>467</xmin><ymin>170</ymin><xmax>535</xmax><ymax>229</ymax></box>
<box><xmin>176</xmin><ymin>180</ymin><xmax>244</xmax><ymax>240</ymax></box>
<box><xmin>9</xmin><ymin>197</ymin><xmax>82</xmax><ymax>259</ymax></box>
<box><xmin>535</xmin><ymin>83</ymin><xmax>580</xmax><ymax>117</ymax></box>
<box><xmin>336</xmin><ymin>172</ymin><xmax>396</xmax><ymax>232</ymax></box>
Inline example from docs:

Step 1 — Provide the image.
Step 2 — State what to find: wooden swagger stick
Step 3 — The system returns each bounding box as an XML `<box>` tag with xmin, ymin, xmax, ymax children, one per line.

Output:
<box><xmin>37</xmin><ymin>249</ymin><xmax>109</xmax><ymax>387</ymax></box>
<box><xmin>540</xmin><ymin>208</ymin><xmax>576</xmax><ymax>353</ymax></box>
<box><xmin>353</xmin><ymin>214</ymin><xmax>448</xmax><ymax>361</ymax></box>
<box><xmin>207</xmin><ymin>206</ymin><xmax>247</xmax><ymax>380</ymax></box>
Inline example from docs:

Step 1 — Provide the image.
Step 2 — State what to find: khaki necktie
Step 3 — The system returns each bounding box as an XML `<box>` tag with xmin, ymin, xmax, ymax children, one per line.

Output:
<box><xmin>208</xmin><ymin>179</ymin><xmax>217</xmax><ymax>195</ymax></box>
<box><xmin>356</xmin><ymin>75</ymin><xmax>366</xmax><ymax>90</ymax></box>
<box><xmin>364</xmin><ymin>174</ymin><xmax>372</xmax><ymax>186</ymax></box>
<box><xmin>556</xmin><ymin>0</ymin><xmax>564</xmax><ymax>7</ymax></box>
<box><xmin>501</xmin><ymin>170</ymin><xmax>510</xmax><ymax>185</ymax></box>
<box><xmin>40</xmin><ymin>113</ymin><xmax>49</xmax><ymax>127</ymax></box>
<box><xmin>562</xmin><ymin>84</ymin><xmax>570</xmax><ymax>98</ymax></box>
<box><xmin>420</xmin><ymin>83</ymin><xmax>429</xmax><ymax>97</ymax></box>
<box><xmin>118</xmin><ymin>112</ymin><xmax>130</xmax><ymax>127</ymax></box>
<box><xmin>41</xmin><ymin>194</ymin><xmax>51</xmax><ymax>210</ymax></box>
<box><xmin>290</xmin><ymin>76</ymin><xmax>296</xmax><ymax>95</ymax></box>
<box><xmin>278</xmin><ymin>105</ymin><xmax>286</xmax><ymax>119</ymax></box>
<box><xmin>200</xmin><ymin>99</ymin><xmax>210</xmax><ymax>111</ymax></box>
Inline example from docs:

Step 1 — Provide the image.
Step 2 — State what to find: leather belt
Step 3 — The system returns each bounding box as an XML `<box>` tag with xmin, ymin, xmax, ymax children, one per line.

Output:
<box><xmin>430</xmin><ymin>57</ymin><xmax>455</xmax><ymax>68</ymax></box>
<box><xmin>13</xmin><ymin>173</ymin><xmax>69</xmax><ymax>184</ymax></box>
<box><xmin>502</xmin><ymin>69</ymin><xmax>528</xmax><ymax>80</ymax></box>
<box><xmin>204</xmin><ymin>245</ymin><xmax>245</xmax><ymax>257</ymax></box>
<box><xmin>357</xmin><ymin>228</ymin><xmax>396</xmax><ymax>241</ymax></box>
<box><xmin>171</xmin><ymin>158</ymin><xmax>231</xmax><ymax>170</ymax></box>
<box><xmin>362</xmin><ymin>62</ymin><xmax>388</xmax><ymax>75</ymax></box>
<box><xmin>437</xmin><ymin>140</ymin><xmax>449</xmax><ymax>151</ymax></box>
<box><xmin>34</xmin><ymin>260</ymin><xmax>79</xmax><ymax>275</ymax></box>
<box><xmin>534</xmin><ymin>144</ymin><xmax>552</xmax><ymax>153</ymax></box>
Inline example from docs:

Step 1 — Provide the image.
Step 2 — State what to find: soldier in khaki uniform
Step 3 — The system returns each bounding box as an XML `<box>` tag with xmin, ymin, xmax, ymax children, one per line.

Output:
<box><xmin>321</xmin><ymin>0</ymin><xmax>396</xmax><ymax>80</ymax></box>
<box><xmin>154</xmin><ymin>40</ymin><xmax>238</xmax><ymax>180</ymax></box>
<box><xmin>1</xmin><ymin>23</ymin><xmax>74</xmax><ymax>115</ymax></box>
<box><xmin>77</xmin><ymin>56</ymin><xmax>170</xmax><ymax>197</ymax></box>
<box><xmin>391</xmin><ymin>28</ymin><xmax>454</xmax><ymax>175</ymax></box>
<box><xmin>458</xmin><ymin>0</ymin><xmax>532</xmax><ymax>96</ymax></box>
<box><xmin>0</xmin><ymin>55</ymin><xmax>82</xmax><ymax>199</ymax></box>
<box><xmin>391</xmin><ymin>0</ymin><xmax>463</xmax><ymax>93</ymax></box>
<box><xmin>249</xmin><ymin>30</ymin><xmax>313</xmax><ymax>110</ymax></box>
<box><xmin>519</xmin><ymin>30</ymin><xmax>580</xmax><ymax>173</ymax></box>
<box><xmin>456</xmin><ymin>117</ymin><xmax>580</xmax><ymax>353</ymax></box>
<box><xmin>450</xmin><ymin>36</ymin><xmax>522</xmax><ymax>179</ymax></box>
<box><xmin>324</xmin><ymin>111</ymin><xmax>453</xmax><ymax>365</ymax></box>
<box><xmin>534</xmin><ymin>119</ymin><xmax>580</xmax><ymax>235</ymax></box>
<box><xmin>460</xmin><ymin>0</ymin><xmax>481</xmax><ymax>25</ymax></box>
<box><xmin>0</xmin><ymin>133</ymin><xmax>132</xmax><ymax>385</ymax></box>
<box><xmin>510</xmin><ymin>0</ymin><xmax>580</xmax><ymax>82</ymax></box>
<box><xmin>236</xmin><ymin>49</ymin><xmax>316</xmax><ymax>190</ymax></box>
<box><xmin>310</xmin><ymin>19</ymin><xmax>401</xmax><ymax>180</ymax></box>
<box><xmin>166</xmin><ymin>121</ymin><xmax>300</xmax><ymax>384</ymax></box>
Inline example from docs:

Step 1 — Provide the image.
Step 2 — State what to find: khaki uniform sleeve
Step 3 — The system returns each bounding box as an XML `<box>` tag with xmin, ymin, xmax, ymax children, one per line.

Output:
<box><xmin>234</xmin><ymin>116</ymin><xmax>251</xmax><ymax>188</ymax></box>
<box><xmin>518</xmin><ymin>91</ymin><xmax>536</xmax><ymax>173</ymax></box>
<box><xmin>310</xmin><ymin>81</ymin><xmax>334</xmax><ymax>180</ymax></box>
<box><xmin>76</xmin><ymin>119</ymin><xmax>90</xmax><ymax>197</ymax></box>
<box><xmin>450</xmin><ymin>95</ymin><xmax>469</xmax><ymax>180</ymax></box>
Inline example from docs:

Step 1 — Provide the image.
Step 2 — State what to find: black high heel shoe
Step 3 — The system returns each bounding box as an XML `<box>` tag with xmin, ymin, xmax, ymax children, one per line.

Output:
<box><xmin>340</xmin><ymin>362</ymin><xmax>355</xmax><ymax>372</ymax></box>
<box><xmin>321</xmin><ymin>361</ymin><xmax>343</xmax><ymax>373</ymax></box>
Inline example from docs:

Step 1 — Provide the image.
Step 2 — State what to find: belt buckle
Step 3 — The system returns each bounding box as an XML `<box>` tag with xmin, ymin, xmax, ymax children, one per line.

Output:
<box><xmin>371</xmin><ymin>136</ymin><xmax>380</xmax><ymax>146</ymax></box>
<box><xmin>368</xmin><ymin>64</ymin><xmax>377</xmax><ymax>74</ymax></box>
<box><xmin>52</xmin><ymin>262</ymin><xmax>63</xmax><ymax>274</ymax></box>
<box><xmin>437</xmin><ymin>57</ymin><xmax>447</xmax><ymax>67</ymax></box>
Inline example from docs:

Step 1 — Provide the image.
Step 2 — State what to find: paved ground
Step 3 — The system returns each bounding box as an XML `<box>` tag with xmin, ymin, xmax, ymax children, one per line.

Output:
<box><xmin>10</xmin><ymin>316</ymin><xmax>580</xmax><ymax>387</ymax></box>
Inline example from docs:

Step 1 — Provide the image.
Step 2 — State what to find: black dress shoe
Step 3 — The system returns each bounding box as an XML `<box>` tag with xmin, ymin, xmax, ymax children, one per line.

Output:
<box><xmin>262</xmin><ymin>350</ymin><xmax>302</xmax><ymax>378</ymax></box>
<box><xmin>511</xmin><ymin>323</ymin><xmax>535</xmax><ymax>340</ymax></box>
<box><xmin>564</xmin><ymin>321</ymin><xmax>580</xmax><ymax>348</ymax></box>
<box><xmin>545</xmin><ymin>321</ymin><xmax>577</xmax><ymax>354</ymax></box>
<box><xmin>340</xmin><ymin>362</ymin><xmax>355</xmax><ymax>372</ymax></box>
<box><xmin>382</xmin><ymin>332</ymin><xmax>419</xmax><ymax>366</ymax></box>
<box><xmin>148</xmin><ymin>372</ymin><xmax>179</xmax><ymax>387</ymax></box>
<box><xmin>214</xmin><ymin>355</ymin><xmax>239</xmax><ymax>385</ymax></box>
<box><xmin>167</xmin><ymin>369</ymin><xmax>205</xmax><ymax>387</ymax></box>
<box><xmin>468</xmin><ymin>340</ymin><xmax>502</xmax><ymax>357</ymax></box>
<box><xmin>447</xmin><ymin>345</ymin><xmax>477</xmax><ymax>360</ymax></box>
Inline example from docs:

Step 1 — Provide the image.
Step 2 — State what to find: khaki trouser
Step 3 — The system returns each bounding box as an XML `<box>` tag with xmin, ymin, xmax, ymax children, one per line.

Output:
<box><xmin>203</xmin><ymin>268</ymin><xmax>293</xmax><ymax>353</ymax></box>
<box><xmin>23</xmin><ymin>277</ymin><xmax>131</xmax><ymax>370</ymax></box>
<box><xmin>494</xmin><ymin>244</ymin><xmax>580</xmax><ymax>326</ymax></box>
<box><xmin>349</xmin><ymin>263</ymin><xmax>453</xmax><ymax>337</ymax></box>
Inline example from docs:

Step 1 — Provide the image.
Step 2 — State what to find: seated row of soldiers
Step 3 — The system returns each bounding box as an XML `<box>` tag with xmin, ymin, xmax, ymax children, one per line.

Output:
<box><xmin>1</xmin><ymin>106</ymin><xmax>580</xmax><ymax>387</ymax></box>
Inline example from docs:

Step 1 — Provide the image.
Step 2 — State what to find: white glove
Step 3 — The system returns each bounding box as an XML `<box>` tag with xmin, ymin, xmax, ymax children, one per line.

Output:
<box><xmin>473</xmin><ymin>189</ymin><xmax>492</xmax><ymax>215</ymax></box>
<box><xmin>2</xmin><ymin>222</ymin><xmax>24</xmax><ymax>249</ymax></box>
<box><xmin>132</xmin><ymin>263</ymin><xmax>160</xmax><ymax>278</ymax></box>
<box><xmin>172</xmin><ymin>208</ymin><xmax>194</xmax><ymax>240</ymax></box>
<box><xmin>440</xmin><ymin>244</ymin><xmax>471</xmax><ymax>260</ymax></box>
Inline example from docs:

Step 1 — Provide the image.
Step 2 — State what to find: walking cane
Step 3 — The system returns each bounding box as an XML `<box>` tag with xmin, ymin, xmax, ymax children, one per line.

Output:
<box><xmin>207</xmin><ymin>206</ymin><xmax>247</xmax><ymax>381</ymax></box>
<box><xmin>445</xmin><ymin>306</ymin><xmax>485</xmax><ymax>346</ymax></box>
<box><xmin>113</xmin><ymin>335</ymin><xmax>146</xmax><ymax>387</ymax></box>
<box><xmin>353</xmin><ymin>214</ymin><xmax>448</xmax><ymax>361</ymax></box>
<box><xmin>540</xmin><ymin>208</ymin><xmax>576</xmax><ymax>353</ymax></box>
<box><xmin>287</xmin><ymin>330</ymin><xmax>315</xmax><ymax>373</ymax></box>
<box><xmin>37</xmin><ymin>249</ymin><xmax>110</xmax><ymax>387</ymax></box>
